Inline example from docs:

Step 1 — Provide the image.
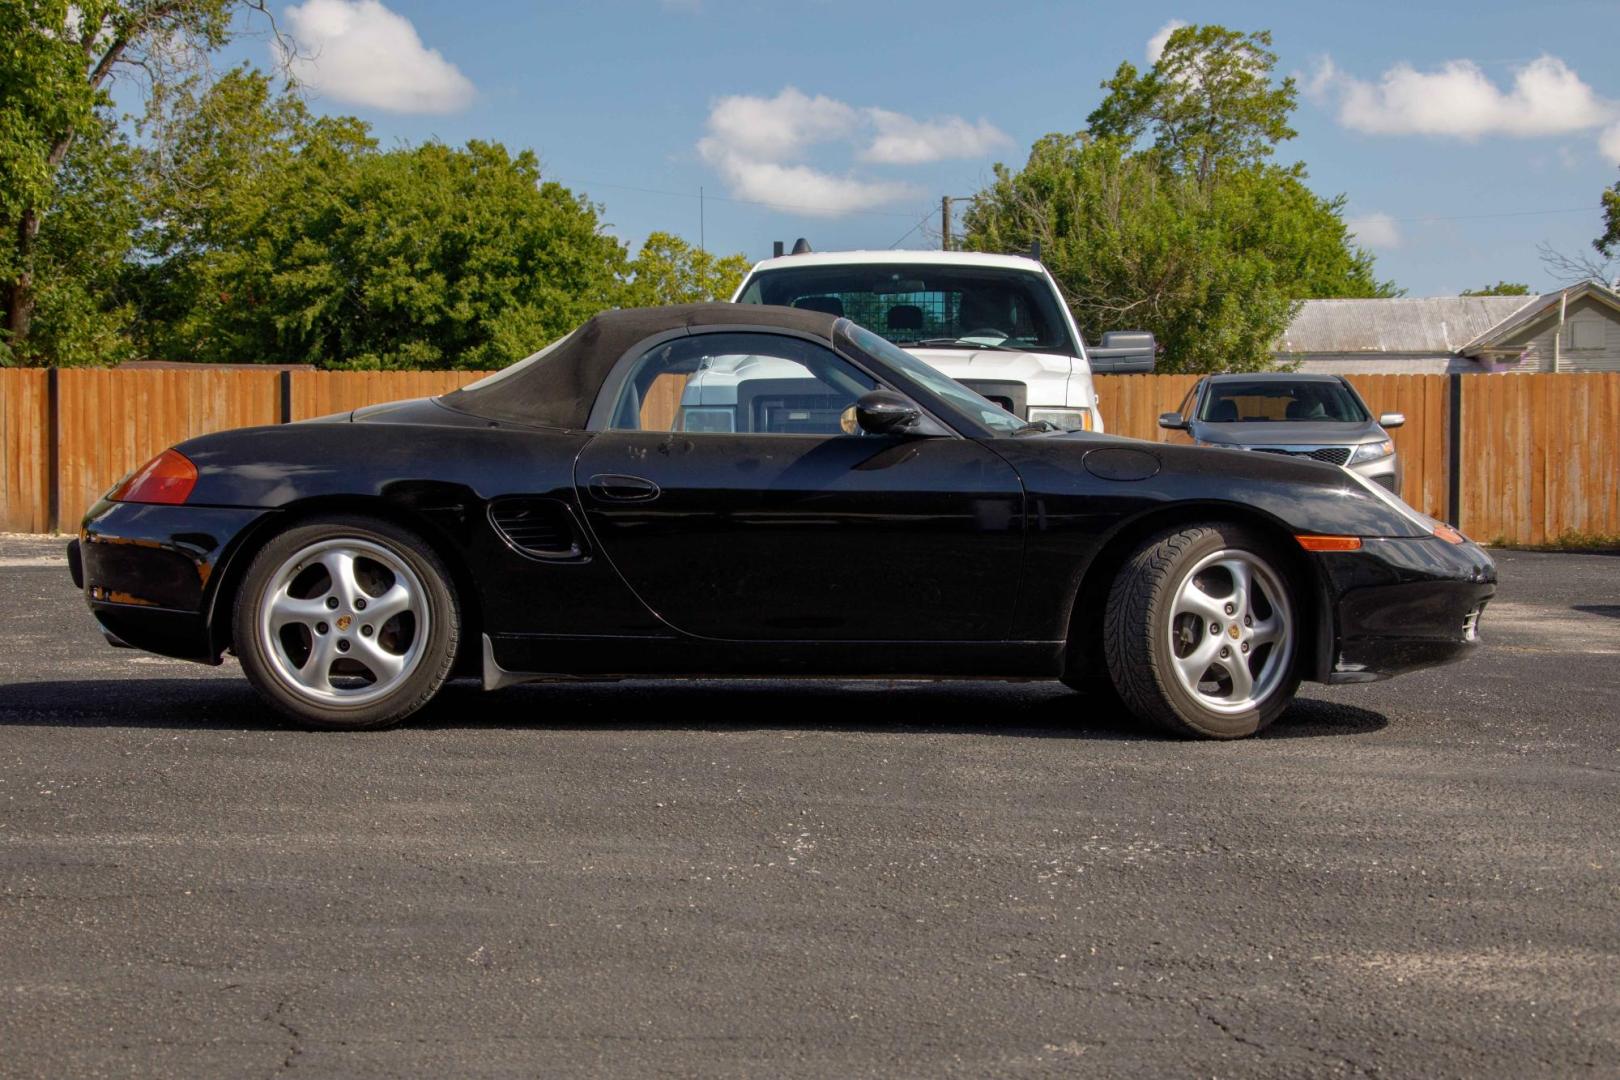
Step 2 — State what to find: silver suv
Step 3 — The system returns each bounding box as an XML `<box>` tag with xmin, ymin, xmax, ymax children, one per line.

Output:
<box><xmin>1159</xmin><ymin>372</ymin><xmax>1404</xmax><ymax>492</ymax></box>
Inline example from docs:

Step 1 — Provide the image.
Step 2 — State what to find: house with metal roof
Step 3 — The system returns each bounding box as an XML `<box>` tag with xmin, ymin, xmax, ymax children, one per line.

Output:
<box><xmin>1275</xmin><ymin>281</ymin><xmax>1620</xmax><ymax>374</ymax></box>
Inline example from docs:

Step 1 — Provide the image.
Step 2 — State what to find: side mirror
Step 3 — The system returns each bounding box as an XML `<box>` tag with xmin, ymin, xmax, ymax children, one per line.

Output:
<box><xmin>1378</xmin><ymin>412</ymin><xmax>1406</xmax><ymax>429</ymax></box>
<box><xmin>1158</xmin><ymin>411</ymin><xmax>1188</xmax><ymax>431</ymax></box>
<box><xmin>1088</xmin><ymin>330</ymin><xmax>1157</xmax><ymax>374</ymax></box>
<box><xmin>855</xmin><ymin>390</ymin><xmax>922</xmax><ymax>435</ymax></box>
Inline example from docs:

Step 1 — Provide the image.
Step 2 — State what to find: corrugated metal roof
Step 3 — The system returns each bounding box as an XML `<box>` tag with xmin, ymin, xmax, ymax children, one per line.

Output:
<box><xmin>1276</xmin><ymin>297</ymin><xmax>1535</xmax><ymax>355</ymax></box>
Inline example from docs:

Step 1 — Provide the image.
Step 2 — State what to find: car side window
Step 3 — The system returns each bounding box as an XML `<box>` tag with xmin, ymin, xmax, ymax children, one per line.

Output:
<box><xmin>607</xmin><ymin>332</ymin><xmax>876</xmax><ymax>436</ymax></box>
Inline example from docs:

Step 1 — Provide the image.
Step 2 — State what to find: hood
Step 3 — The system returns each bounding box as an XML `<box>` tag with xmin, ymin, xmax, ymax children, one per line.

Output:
<box><xmin>1190</xmin><ymin>419</ymin><xmax>1386</xmax><ymax>446</ymax></box>
<box><xmin>905</xmin><ymin>346</ymin><xmax>1075</xmax><ymax>371</ymax></box>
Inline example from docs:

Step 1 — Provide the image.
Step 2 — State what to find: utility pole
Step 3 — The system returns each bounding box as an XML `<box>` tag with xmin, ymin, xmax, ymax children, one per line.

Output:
<box><xmin>939</xmin><ymin>195</ymin><xmax>969</xmax><ymax>251</ymax></box>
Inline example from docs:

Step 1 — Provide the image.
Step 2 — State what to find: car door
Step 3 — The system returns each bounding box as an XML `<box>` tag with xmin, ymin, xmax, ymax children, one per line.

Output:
<box><xmin>572</xmin><ymin>329</ymin><xmax>1024</xmax><ymax>642</ymax></box>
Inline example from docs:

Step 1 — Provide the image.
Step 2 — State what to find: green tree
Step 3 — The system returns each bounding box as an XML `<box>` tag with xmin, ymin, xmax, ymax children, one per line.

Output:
<box><xmin>1460</xmin><ymin>281</ymin><xmax>1532</xmax><ymax>296</ymax></box>
<box><xmin>965</xmin><ymin>135</ymin><xmax>1391</xmax><ymax>373</ymax></box>
<box><xmin>148</xmin><ymin>102</ymin><xmax>628</xmax><ymax>368</ymax></box>
<box><xmin>1</xmin><ymin>0</ymin><xmax>263</xmax><ymax>361</ymax></box>
<box><xmin>1087</xmin><ymin>25</ymin><xmax>1297</xmax><ymax>186</ymax></box>
<box><xmin>127</xmin><ymin>65</ymin><xmax>376</xmax><ymax>359</ymax></box>
<box><xmin>623</xmin><ymin>232</ymin><xmax>749</xmax><ymax>306</ymax></box>
<box><xmin>966</xmin><ymin>24</ymin><xmax>1393</xmax><ymax>373</ymax></box>
<box><xmin>1597</xmin><ymin>168</ymin><xmax>1619</xmax><ymax>260</ymax></box>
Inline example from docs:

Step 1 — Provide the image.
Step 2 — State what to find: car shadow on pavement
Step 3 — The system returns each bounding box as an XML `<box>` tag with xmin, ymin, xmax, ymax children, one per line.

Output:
<box><xmin>0</xmin><ymin>678</ymin><xmax>1388</xmax><ymax>741</ymax></box>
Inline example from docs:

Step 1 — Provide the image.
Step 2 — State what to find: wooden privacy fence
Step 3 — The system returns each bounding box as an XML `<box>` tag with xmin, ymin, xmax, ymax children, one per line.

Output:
<box><xmin>1</xmin><ymin>367</ymin><xmax>1617</xmax><ymax>544</ymax></box>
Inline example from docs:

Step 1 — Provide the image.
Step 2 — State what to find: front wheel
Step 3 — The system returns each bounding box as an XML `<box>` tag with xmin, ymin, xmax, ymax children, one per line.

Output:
<box><xmin>233</xmin><ymin>515</ymin><xmax>460</xmax><ymax>730</ymax></box>
<box><xmin>1104</xmin><ymin>524</ymin><xmax>1301</xmax><ymax>739</ymax></box>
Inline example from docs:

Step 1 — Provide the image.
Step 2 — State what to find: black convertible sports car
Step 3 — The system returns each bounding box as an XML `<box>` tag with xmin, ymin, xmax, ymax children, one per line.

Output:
<box><xmin>69</xmin><ymin>304</ymin><xmax>1495</xmax><ymax>738</ymax></box>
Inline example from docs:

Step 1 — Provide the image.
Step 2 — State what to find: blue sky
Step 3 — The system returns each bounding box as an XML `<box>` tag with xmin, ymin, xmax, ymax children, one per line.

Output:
<box><xmin>212</xmin><ymin>0</ymin><xmax>1620</xmax><ymax>296</ymax></box>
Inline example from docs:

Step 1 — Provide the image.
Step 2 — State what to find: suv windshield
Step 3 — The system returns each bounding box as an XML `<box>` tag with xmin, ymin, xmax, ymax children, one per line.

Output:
<box><xmin>739</xmin><ymin>264</ymin><xmax>1076</xmax><ymax>354</ymax></box>
<box><xmin>1198</xmin><ymin>380</ymin><xmax>1369</xmax><ymax>423</ymax></box>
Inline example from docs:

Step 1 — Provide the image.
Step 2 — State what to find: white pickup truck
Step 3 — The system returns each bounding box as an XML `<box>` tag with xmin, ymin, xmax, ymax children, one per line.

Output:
<box><xmin>731</xmin><ymin>247</ymin><xmax>1154</xmax><ymax>433</ymax></box>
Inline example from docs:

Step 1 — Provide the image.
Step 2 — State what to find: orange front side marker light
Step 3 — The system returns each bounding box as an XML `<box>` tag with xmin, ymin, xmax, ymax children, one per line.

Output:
<box><xmin>109</xmin><ymin>448</ymin><xmax>198</xmax><ymax>505</ymax></box>
<box><xmin>1432</xmin><ymin>524</ymin><xmax>1466</xmax><ymax>544</ymax></box>
<box><xmin>1296</xmin><ymin>534</ymin><xmax>1363</xmax><ymax>552</ymax></box>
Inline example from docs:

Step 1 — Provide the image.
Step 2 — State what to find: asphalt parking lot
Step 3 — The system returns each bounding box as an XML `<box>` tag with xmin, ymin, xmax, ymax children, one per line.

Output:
<box><xmin>2</xmin><ymin>535</ymin><xmax>1617</xmax><ymax>1078</ymax></box>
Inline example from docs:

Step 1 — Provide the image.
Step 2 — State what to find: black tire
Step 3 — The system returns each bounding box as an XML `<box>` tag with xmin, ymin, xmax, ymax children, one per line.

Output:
<box><xmin>1103</xmin><ymin>523</ymin><xmax>1302</xmax><ymax>739</ymax></box>
<box><xmin>232</xmin><ymin>514</ymin><xmax>460</xmax><ymax>730</ymax></box>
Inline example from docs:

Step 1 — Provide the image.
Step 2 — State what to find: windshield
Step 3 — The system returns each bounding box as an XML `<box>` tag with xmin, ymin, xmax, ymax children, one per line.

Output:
<box><xmin>739</xmin><ymin>264</ymin><xmax>1076</xmax><ymax>354</ymax></box>
<box><xmin>1198</xmin><ymin>380</ymin><xmax>1369</xmax><ymax>423</ymax></box>
<box><xmin>839</xmin><ymin>323</ymin><xmax>1030</xmax><ymax>435</ymax></box>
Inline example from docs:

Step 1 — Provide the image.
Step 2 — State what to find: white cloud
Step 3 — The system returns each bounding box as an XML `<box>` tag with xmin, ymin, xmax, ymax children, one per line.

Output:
<box><xmin>1346</xmin><ymin>212</ymin><xmax>1401</xmax><ymax>250</ymax></box>
<box><xmin>1311</xmin><ymin>54</ymin><xmax>1614</xmax><ymax>139</ymax></box>
<box><xmin>1146</xmin><ymin>19</ymin><xmax>1188</xmax><ymax>65</ymax></box>
<box><xmin>276</xmin><ymin>0</ymin><xmax>475</xmax><ymax>115</ymax></box>
<box><xmin>702</xmin><ymin>88</ymin><xmax>858</xmax><ymax>162</ymax></box>
<box><xmin>860</xmin><ymin>108</ymin><xmax>1010</xmax><ymax>165</ymax></box>
<box><xmin>698</xmin><ymin>147</ymin><xmax>917</xmax><ymax>217</ymax></box>
<box><xmin>697</xmin><ymin>87</ymin><xmax>1004</xmax><ymax>216</ymax></box>
<box><xmin>1601</xmin><ymin>124</ymin><xmax>1620</xmax><ymax>165</ymax></box>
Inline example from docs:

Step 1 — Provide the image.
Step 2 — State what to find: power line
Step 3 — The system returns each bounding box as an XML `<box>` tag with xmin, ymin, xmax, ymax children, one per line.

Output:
<box><xmin>553</xmin><ymin>176</ymin><xmax>929</xmax><ymax>220</ymax></box>
<box><xmin>558</xmin><ymin>173</ymin><xmax>1600</xmax><ymax>232</ymax></box>
<box><xmin>1383</xmin><ymin>205</ymin><xmax>1601</xmax><ymax>225</ymax></box>
<box><xmin>888</xmin><ymin>206</ymin><xmax>938</xmax><ymax>249</ymax></box>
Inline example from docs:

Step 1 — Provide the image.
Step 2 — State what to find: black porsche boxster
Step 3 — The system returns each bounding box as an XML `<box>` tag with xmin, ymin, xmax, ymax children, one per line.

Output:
<box><xmin>70</xmin><ymin>304</ymin><xmax>1495</xmax><ymax>738</ymax></box>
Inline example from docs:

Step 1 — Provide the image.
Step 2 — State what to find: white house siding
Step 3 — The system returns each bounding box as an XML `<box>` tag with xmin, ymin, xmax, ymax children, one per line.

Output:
<box><xmin>1492</xmin><ymin>295</ymin><xmax>1620</xmax><ymax>374</ymax></box>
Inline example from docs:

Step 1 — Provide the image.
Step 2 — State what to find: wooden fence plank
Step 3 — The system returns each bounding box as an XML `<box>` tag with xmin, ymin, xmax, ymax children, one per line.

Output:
<box><xmin>0</xmin><ymin>370</ymin><xmax>49</xmax><ymax>533</ymax></box>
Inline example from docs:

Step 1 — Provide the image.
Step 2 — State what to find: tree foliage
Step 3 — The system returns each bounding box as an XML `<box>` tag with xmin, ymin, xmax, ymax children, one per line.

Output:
<box><xmin>1460</xmin><ymin>281</ymin><xmax>1531</xmax><ymax>296</ymax></box>
<box><xmin>965</xmin><ymin>24</ymin><xmax>1392</xmax><ymax>374</ymax></box>
<box><xmin>623</xmin><ymin>232</ymin><xmax>750</xmax><ymax>307</ymax></box>
<box><xmin>138</xmin><ymin>74</ymin><xmax>630</xmax><ymax>368</ymax></box>
<box><xmin>1</xmin><ymin>0</ymin><xmax>258</xmax><ymax>362</ymax></box>
<box><xmin>1087</xmin><ymin>25</ymin><xmax>1296</xmax><ymax>186</ymax></box>
<box><xmin>1598</xmin><ymin>168</ymin><xmax>1620</xmax><ymax>261</ymax></box>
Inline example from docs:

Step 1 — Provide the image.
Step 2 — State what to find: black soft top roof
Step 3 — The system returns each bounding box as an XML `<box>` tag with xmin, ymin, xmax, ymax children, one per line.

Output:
<box><xmin>440</xmin><ymin>303</ymin><xmax>840</xmax><ymax>429</ymax></box>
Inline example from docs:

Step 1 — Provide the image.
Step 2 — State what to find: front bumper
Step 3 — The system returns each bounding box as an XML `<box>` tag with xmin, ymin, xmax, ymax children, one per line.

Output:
<box><xmin>74</xmin><ymin>500</ymin><xmax>276</xmax><ymax>663</ymax></box>
<box><xmin>1314</xmin><ymin>535</ymin><xmax>1496</xmax><ymax>683</ymax></box>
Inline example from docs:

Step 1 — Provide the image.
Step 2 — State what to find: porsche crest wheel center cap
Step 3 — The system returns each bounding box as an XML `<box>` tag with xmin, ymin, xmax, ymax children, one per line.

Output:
<box><xmin>336</xmin><ymin>615</ymin><xmax>352</xmax><ymax>632</ymax></box>
<box><xmin>1227</xmin><ymin>624</ymin><xmax>1241</xmax><ymax>639</ymax></box>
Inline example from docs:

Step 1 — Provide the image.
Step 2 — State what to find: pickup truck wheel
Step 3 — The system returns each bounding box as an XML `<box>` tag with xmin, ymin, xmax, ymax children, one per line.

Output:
<box><xmin>233</xmin><ymin>515</ymin><xmax>460</xmax><ymax>730</ymax></box>
<box><xmin>1104</xmin><ymin>524</ymin><xmax>1300</xmax><ymax>739</ymax></box>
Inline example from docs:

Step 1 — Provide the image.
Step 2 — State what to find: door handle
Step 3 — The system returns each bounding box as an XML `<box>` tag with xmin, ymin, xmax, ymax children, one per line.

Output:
<box><xmin>588</xmin><ymin>473</ymin><xmax>661</xmax><ymax>502</ymax></box>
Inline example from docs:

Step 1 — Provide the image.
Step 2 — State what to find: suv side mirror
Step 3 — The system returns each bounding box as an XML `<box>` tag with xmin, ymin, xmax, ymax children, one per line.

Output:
<box><xmin>1158</xmin><ymin>411</ymin><xmax>1188</xmax><ymax>431</ymax></box>
<box><xmin>1088</xmin><ymin>331</ymin><xmax>1157</xmax><ymax>374</ymax></box>
<box><xmin>1378</xmin><ymin>412</ymin><xmax>1406</xmax><ymax>429</ymax></box>
<box><xmin>855</xmin><ymin>390</ymin><xmax>922</xmax><ymax>435</ymax></box>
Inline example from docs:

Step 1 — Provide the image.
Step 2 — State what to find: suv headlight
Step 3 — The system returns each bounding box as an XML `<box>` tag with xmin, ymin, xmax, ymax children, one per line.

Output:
<box><xmin>1349</xmin><ymin>439</ymin><xmax>1395</xmax><ymax>465</ymax></box>
<box><xmin>1027</xmin><ymin>407</ymin><xmax>1093</xmax><ymax>432</ymax></box>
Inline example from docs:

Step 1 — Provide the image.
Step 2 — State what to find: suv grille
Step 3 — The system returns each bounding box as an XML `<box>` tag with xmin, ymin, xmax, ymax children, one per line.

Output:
<box><xmin>1252</xmin><ymin>446</ymin><xmax>1352</xmax><ymax>466</ymax></box>
<box><xmin>489</xmin><ymin>498</ymin><xmax>583</xmax><ymax>559</ymax></box>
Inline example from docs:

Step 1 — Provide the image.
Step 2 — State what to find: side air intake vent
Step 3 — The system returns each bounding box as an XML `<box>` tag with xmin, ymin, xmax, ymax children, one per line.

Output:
<box><xmin>488</xmin><ymin>498</ymin><xmax>585</xmax><ymax>560</ymax></box>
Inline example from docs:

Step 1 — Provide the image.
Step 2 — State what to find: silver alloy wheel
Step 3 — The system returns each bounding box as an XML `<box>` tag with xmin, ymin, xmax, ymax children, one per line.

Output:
<box><xmin>256</xmin><ymin>537</ymin><xmax>429</xmax><ymax>708</ymax></box>
<box><xmin>1166</xmin><ymin>548</ymin><xmax>1294</xmax><ymax>715</ymax></box>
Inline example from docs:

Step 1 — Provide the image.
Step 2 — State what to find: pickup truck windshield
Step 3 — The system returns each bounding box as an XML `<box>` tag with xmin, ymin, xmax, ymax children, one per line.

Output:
<box><xmin>739</xmin><ymin>265</ymin><xmax>1076</xmax><ymax>354</ymax></box>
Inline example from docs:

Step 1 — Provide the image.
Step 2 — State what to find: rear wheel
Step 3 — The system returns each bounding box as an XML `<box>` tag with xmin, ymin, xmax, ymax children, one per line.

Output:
<box><xmin>1104</xmin><ymin>524</ymin><xmax>1301</xmax><ymax>739</ymax></box>
<box><xmin>233</xmin><ymin>515</ymin><xmax>459</xmax><ymax>730</ymax></box>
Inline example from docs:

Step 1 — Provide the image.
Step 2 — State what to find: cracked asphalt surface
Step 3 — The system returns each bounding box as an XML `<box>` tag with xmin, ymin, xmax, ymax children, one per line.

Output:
<box><xmin>2</xmin><ymin>535</ymin><xmax>1617</xmax><ymax>1078</ymax></box>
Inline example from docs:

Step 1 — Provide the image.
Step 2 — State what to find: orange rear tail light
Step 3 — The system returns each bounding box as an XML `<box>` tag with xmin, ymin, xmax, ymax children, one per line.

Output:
<box><xmin>109</xmin><ymin>449</ymin><xmax>198</xmax><ymax>505</ymax></box>
<box><xmin>1295</xmin><ymin>534</ymin><xmax>1363</xmax><ymax>552</ymax></box>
